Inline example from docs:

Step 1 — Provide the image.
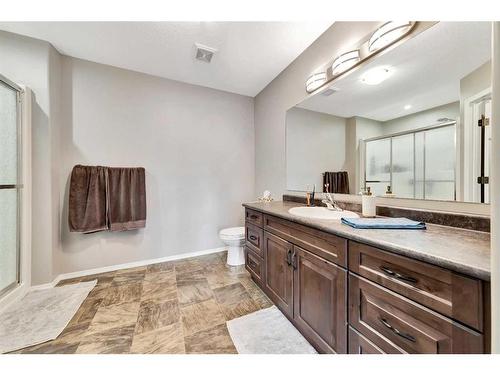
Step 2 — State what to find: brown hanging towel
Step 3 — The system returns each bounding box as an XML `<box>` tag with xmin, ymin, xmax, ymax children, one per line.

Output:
<box><xmin>68</xmin><ymin>165</ymin><xmax>146</xmax><ymax>233</ymax></box>
<box><xmin>107</xmin><ymin>167</ymin><xmax>147</xmax><ymax>231</ymax></box>
<box><xmin>323</xmin><ymin>171</ymin><xmax>350</xmax><ymax>194</ymax></box>
<box><xmin>68</xmin><ymin>165</ymin><xmax>109</xmax><ymax>233</ymax></box>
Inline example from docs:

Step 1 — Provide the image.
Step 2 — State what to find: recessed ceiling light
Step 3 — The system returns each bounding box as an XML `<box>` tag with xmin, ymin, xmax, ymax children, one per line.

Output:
<box><xmin>360</xmin><ymin>67</ymin><xmax>392</xmax><ymax>85</ymax></box>
<box><xmin>368</xmin><ymin>21</ymin><xmax>413</xmax><ymax>53</ymax></box>
<box><xmin>404</xmin><ymin>104</ymin><xmax>412</xmax><ymax>110</ymax></box>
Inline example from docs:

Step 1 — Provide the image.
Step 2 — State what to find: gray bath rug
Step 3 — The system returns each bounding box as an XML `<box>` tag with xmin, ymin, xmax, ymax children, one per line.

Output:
<box><xmin>0</xmin><ymin>280</ymin><xmax>97</xmax><ymax>353</ymax></box>
<box><xmin>226</xmin><ymin>306</ymin><xmax>317</xmax><ymax>354</ymax></box>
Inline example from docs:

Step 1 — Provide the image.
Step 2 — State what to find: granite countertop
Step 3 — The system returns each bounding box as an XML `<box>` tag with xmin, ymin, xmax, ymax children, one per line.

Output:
<box><xmin>243</xmin><ymin>201</ymin><xmax>491</xmax><ymax>281</ymax></box>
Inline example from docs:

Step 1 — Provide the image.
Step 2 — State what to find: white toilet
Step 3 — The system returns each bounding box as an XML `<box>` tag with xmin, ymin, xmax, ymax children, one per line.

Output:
<box><xmin>219</xmin><ymin>226</ymin><xmax>246</xmax><ymax>266</ymax></box>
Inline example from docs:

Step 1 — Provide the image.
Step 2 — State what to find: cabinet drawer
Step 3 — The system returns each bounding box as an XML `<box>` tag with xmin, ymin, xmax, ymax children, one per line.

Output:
<box><xmin>264</xmin><ymin>214</ymin><xmax>347</xmax><ymax>267</ymax></box>
<box><xmin>245</xmin><ymin>209</ymin><xmax>263</xmax><ymax>228</ymax></box>
<box><xmin>348</xmin><ymin>327</ymin><xmax>385</xmax><ymax>354</ymax></box>
<box><xmin>348</xmin><ymin>241</ymin><xmax>484</xmax><ymax>331</ymax></box>
<box><xmin>349</xmin><ymin>274</ymin><xmax>483</xmax><ymax>354</ymax></box>
<box><xmin>245</xmin><ymin>247</ymin><xmax>262</xmax><ymax>284</ymax></box>
<box><xmin>245</xmin><ymin>223</ymin><xmax>263</xmax><ymax>255</ymax></box>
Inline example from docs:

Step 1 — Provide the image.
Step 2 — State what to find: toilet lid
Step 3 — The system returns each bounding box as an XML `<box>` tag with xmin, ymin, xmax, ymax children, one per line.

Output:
<box><xmin>220</xmin><ymin>226</ymin><xmax>245</xmax><ymax>239</ymax></box>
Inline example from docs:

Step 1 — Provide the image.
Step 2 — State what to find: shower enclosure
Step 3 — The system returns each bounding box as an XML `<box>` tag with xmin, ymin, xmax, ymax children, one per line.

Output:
<box><xmin>0</xmin><ymin>75</ymin><xmax>22</xmax><ymax>298</ymax></box>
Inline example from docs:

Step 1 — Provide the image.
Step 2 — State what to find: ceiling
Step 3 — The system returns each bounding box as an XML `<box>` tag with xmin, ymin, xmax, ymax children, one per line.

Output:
<box><xmin>299</xmin><ymin>22</ymin><xmax>492</xmax><ymax>122</ymax></box>
<box><xmin>0</xmin><ymin>21</ymin><xmax>333</xmax><ymax>97</ymax></box>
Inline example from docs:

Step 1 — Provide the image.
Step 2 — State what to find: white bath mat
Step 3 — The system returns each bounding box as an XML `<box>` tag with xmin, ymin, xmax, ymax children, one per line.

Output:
<box><xmin>0</xmin><ymin>280</ymin><xmax>97</xmax><ymax>353</ymax></box>
<box><xmin>226</xmin><ymin>306</ymin><xmax>317</xmax><ymax>354</ymax></box>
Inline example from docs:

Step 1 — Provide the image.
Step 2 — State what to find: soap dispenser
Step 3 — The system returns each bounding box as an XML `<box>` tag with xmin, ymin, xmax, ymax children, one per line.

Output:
<box><xmin>362</xmin><ymin>187</ymin><xmax>376</xmax><ymax>217</ymax></box>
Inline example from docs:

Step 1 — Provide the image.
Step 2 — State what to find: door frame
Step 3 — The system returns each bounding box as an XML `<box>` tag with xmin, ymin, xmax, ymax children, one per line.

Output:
<box><xmin>0</xmin><ymin>81</ymin><xmax>32</xmax><ymax>312</ymax></box>
<box><xmin>463</xmin><ymin>87</ymin><xmax>492</xmax><ymax>202</ymax></box>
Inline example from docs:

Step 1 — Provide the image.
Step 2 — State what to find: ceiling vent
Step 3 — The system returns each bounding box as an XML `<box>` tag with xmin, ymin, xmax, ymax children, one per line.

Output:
<box><xmin>321</xmin><ymin>88</ymin><xmax>337</xmax><ymax>96</ymax></box>
<box><xmin>195</xmin><ymin>43</ymin><xmax>217</xmax><ymax>63</ymax></box>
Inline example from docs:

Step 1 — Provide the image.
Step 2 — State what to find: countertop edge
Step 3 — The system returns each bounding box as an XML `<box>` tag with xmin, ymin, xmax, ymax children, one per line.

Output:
<box><xmin>243</xmin><ymin>202</ymin><xmax>490</xmax><ymax>281</ymax></box>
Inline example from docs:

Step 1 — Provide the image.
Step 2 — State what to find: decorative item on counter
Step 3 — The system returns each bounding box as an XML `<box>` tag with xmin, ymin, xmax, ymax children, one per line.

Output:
<box><xmin>384</xmin><ymin>185</ymin><xmax>396</xmax><ymax>197</ymax></box>
<box><xmin>257</xmin><ymin>190</ymin><xmax>273</xmax><ymax>203</ymax></box>
<box><xmin>362</xmin><ymin>187</ymin><xmax>376</xmax><ymax>217</ymax></box>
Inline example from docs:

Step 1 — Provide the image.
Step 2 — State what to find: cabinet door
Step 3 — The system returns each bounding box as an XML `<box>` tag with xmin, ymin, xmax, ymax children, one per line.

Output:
<box><xmin>293</xmin><ymin>246</ymin><xmax>347</xmax><ymax>353</ymax></box>
<box><xmin>264</xmin><ymin>232</ymin><xmax>294</xmax><ymax>318</ymax></box>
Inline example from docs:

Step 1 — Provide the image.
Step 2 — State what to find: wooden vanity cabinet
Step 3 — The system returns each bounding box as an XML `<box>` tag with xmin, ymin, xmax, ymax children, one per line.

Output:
<box><xmin>244</xmin><ymin>208</ymin><xmax>489</xmax><ymax>354</ymax></box>
<box><xmin>293</xmin><ymin>246</ymin><xmax>347</xmax><ymax>353</ymax></box>
<box><xmin>263</xmin><ymin>232</ymin><xmax>294</xmax><ymax>319</ymax></box>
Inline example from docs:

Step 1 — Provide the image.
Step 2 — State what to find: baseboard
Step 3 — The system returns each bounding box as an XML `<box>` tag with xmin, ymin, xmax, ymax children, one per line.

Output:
<box><xmin>30</xmin><ymin>246</ymin><xmax>227</xmax><ymax>291</ymax></box>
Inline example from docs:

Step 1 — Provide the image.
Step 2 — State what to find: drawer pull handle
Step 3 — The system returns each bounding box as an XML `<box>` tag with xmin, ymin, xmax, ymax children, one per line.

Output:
<box><xmin>250</xmin><ymin>214</ymin><xmax>258</xmax><ymax>220</ymax></box>
<box><xmin>249</xmin><ymin>235</ymin><xmax>258</xmax><ymax>241</ymax></box>
<box><xmin>380</xmin><ymin>266</ymin><xmax>418</xmax><ymax>284</ymax></box>
<box><xmin>287</xmin><ymin>249</ymin><xmax>292</xmax><ymax>266</ymax></box>
<box><xmin>248</xmin><ymin>258</ymin><xmax>257</xmax><ymax>268</ymax></box>
<box><xmin>380</xmin><ymin>318</ymin><xmax>417</xmax><ymax>343</ymax></box>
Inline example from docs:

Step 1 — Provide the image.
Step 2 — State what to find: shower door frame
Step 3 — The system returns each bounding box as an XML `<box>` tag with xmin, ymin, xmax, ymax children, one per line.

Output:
<box><xmin>0</xmin><ymin>74</ymin><xmax>31</xmax><ymax>309</ymax></box>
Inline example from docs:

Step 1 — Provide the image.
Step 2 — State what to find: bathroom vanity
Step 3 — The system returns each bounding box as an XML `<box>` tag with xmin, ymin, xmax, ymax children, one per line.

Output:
<box><xmin>243</xmin><ymin>201</ymin><xmax>491</xmax><ymax>354</ymax></box>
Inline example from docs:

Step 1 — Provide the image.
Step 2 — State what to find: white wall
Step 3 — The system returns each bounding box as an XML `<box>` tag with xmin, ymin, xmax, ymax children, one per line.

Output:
<box><xmin>381</xmin><ymin>102</ymin><xmax>459</xmax><ymax>135</ymax></box>
<box><xmin>0</xmin><ymin>31</ymin><xmax>61</xmax><ymax>285</ymax></box>
<box><xmin>56</xmin><ymin>57</ymin><xmax>254</xmax><ymax>276</ymax></box>
<box><xmin>286</xmin><ymin>107</ymin><xmax>346</xmax><ymax>191</ymax></box>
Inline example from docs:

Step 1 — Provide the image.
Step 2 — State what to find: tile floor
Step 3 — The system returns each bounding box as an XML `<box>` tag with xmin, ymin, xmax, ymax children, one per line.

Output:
<box><xmin>10</xmin><ymin>251</ymin><xmax>273</xmax><ymax>354</ymax></box>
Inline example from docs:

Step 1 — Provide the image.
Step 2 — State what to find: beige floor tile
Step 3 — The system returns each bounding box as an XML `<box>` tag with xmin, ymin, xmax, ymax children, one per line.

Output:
<box><xmin>141</xmin><ymin>280</ymin><xmax>177</xmax><ymax>303</ymax></box>
<box><xmin>103</xmin><ymin>283</ymin><xmax>143</xmax><ymax>306</ymax></box>
<box><xmin>87</xmin><ymin>301</ymin><xmax>140</xmax><ymax>335</ymax></box>
<box><xmin>180</xmin><ymin>299</ymin><xmax>225</xmax><ymax>336</ymax></box>
<box><xmin>146</xmin><ymin>262</ymin><xmax>174</xmax><ymax>274</ymax></box>
<box><xmin>68</xmin><ymin>297</ymin><xmax>104</xmax><ymax>326</ymax></box>
<box><xmin>76</xmin><ymin>324</ymin><xmax>136</xmax><ymax>354</ymax></box>
<box><xmin>177</xmin><ymin>279</ymin><xmax>213</xmax><ymax>306</ymax></box>
<box><xmin>173</xmin><ymin>258</ymin><xmax>205</xmax><ymax>274</ymax></box>
<box><xmin>176</xmin><ymin>269</ymin><xmax>206</xmax><ymax>283</ymax></box>
<box><xmin>184</xmin><ymin>324</ymin><xmax>237</xmax><ymax>354</ymax></box>
<box><xmin>213</xmin><ymin>283</ymin><xmax>259</xmax><ymax>321</ymax></box>
<box><xmin>130</xmin><ymin>323</ymin><xmax>185</xmax><ymax>354</ymax></box>
<box><xmin>144</xmin><ymin>270</ymin><xmax>176</xmax><ymax>283</ymax></box>
<box><xmin>15</xmin><ymin>341</ymin><xmax>80</xmax><ymax>354</ymax></box>
<box><xmin>14</xmin><ymin>250</ymin><xmax>278</xmax><ymax>354</ymax></box>
<box><xmin>135</xmin><ymin>299</ymin><xmax>180</xmax><ymax>335</ymax></box>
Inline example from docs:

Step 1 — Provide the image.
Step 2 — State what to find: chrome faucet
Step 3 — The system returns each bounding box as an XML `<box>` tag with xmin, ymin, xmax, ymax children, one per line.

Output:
<box><xmin>322</xmin><ymin>184</ymin><xmax>343</xmax><ymax>211</ymax></box>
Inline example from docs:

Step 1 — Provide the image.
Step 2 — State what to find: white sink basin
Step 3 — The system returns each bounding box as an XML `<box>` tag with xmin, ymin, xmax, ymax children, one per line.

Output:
<box><xmin>288</xmin><ymin>206</ymin><xmax>359</xmax><ymax>220</ymax></box>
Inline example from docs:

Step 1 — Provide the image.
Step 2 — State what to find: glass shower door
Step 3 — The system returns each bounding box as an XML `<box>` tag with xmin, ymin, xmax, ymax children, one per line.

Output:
<box><xmin>0</xmin><ymin>79</ymin><xmax>20</xmax><ymax>296</ymax></box>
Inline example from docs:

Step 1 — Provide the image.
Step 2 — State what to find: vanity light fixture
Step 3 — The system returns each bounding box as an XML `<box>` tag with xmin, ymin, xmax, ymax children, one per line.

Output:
<box><xmin>404</xmin><ymin>104</ymin><xmax>412</xmax><ymax>110</ymax></box>
<box><xmin>331</xmin><ymin>50</ymin><xmax>360</xmax><ymax>76</ymax></box>
<box><xmin>368</xmin><ymin>21</ymin><xmax>413</xmax><ymax>53</ymax></box>
<box><xmin>360</xmin><ymin>66</ymin><xmax>392</xmax><ymax>85</ymax></box>
<box><xmin>306</xmin><ymin>71</ymin><xmax>327</xmax><ymax>93</ymax></box>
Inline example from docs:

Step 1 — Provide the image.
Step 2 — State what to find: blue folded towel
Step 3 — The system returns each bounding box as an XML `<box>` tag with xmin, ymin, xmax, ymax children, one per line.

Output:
<box><xmin>341</xmin><ymin>217</ymin><xmax>426</xmax><ymax>230</ymax></box>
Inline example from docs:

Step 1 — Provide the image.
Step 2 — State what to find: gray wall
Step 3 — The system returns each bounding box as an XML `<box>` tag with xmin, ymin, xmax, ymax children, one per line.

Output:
<box><xmin>56</xmin><ymin>57</ymin><xmax>255</xmax><ymax>276</ymax></box>
<box><xmin>286</xmin><ymin>107</ymin><xmax>346</xmax><ymax>191</ymax></box>
<box><xmin>254</xmin><ymin>22</ymin><xmax>382</xmax><ymax>197</ymax></box>
<box><xmin>2</xmin><ymin>29</ymin><xmax>255</xmax><ymax>283</ymax></box>
<box><xmin>0</xmin><ymin>31</ymin><xmax>61</xmax><ymax>285</ymax></box>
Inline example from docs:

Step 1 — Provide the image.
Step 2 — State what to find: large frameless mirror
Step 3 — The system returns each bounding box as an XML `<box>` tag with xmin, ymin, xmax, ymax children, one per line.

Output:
<box><xmin>286</xmin><ymin>22</ymin><xmax>492</xmax><ymax>204</ymax></box>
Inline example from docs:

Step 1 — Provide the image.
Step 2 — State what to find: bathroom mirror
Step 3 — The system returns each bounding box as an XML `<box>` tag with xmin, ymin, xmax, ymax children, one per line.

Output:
<box><xmin>286</xmin><ymin>22</ymin><xmax>492</xmax><ymax>204</ymax></box>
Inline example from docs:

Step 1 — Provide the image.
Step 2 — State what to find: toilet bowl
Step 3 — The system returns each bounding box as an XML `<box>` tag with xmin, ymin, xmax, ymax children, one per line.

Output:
<box><xmin>219</xmin><ymin>226</ymin><xmax>246</xmax><ymax>266</ymax></box>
